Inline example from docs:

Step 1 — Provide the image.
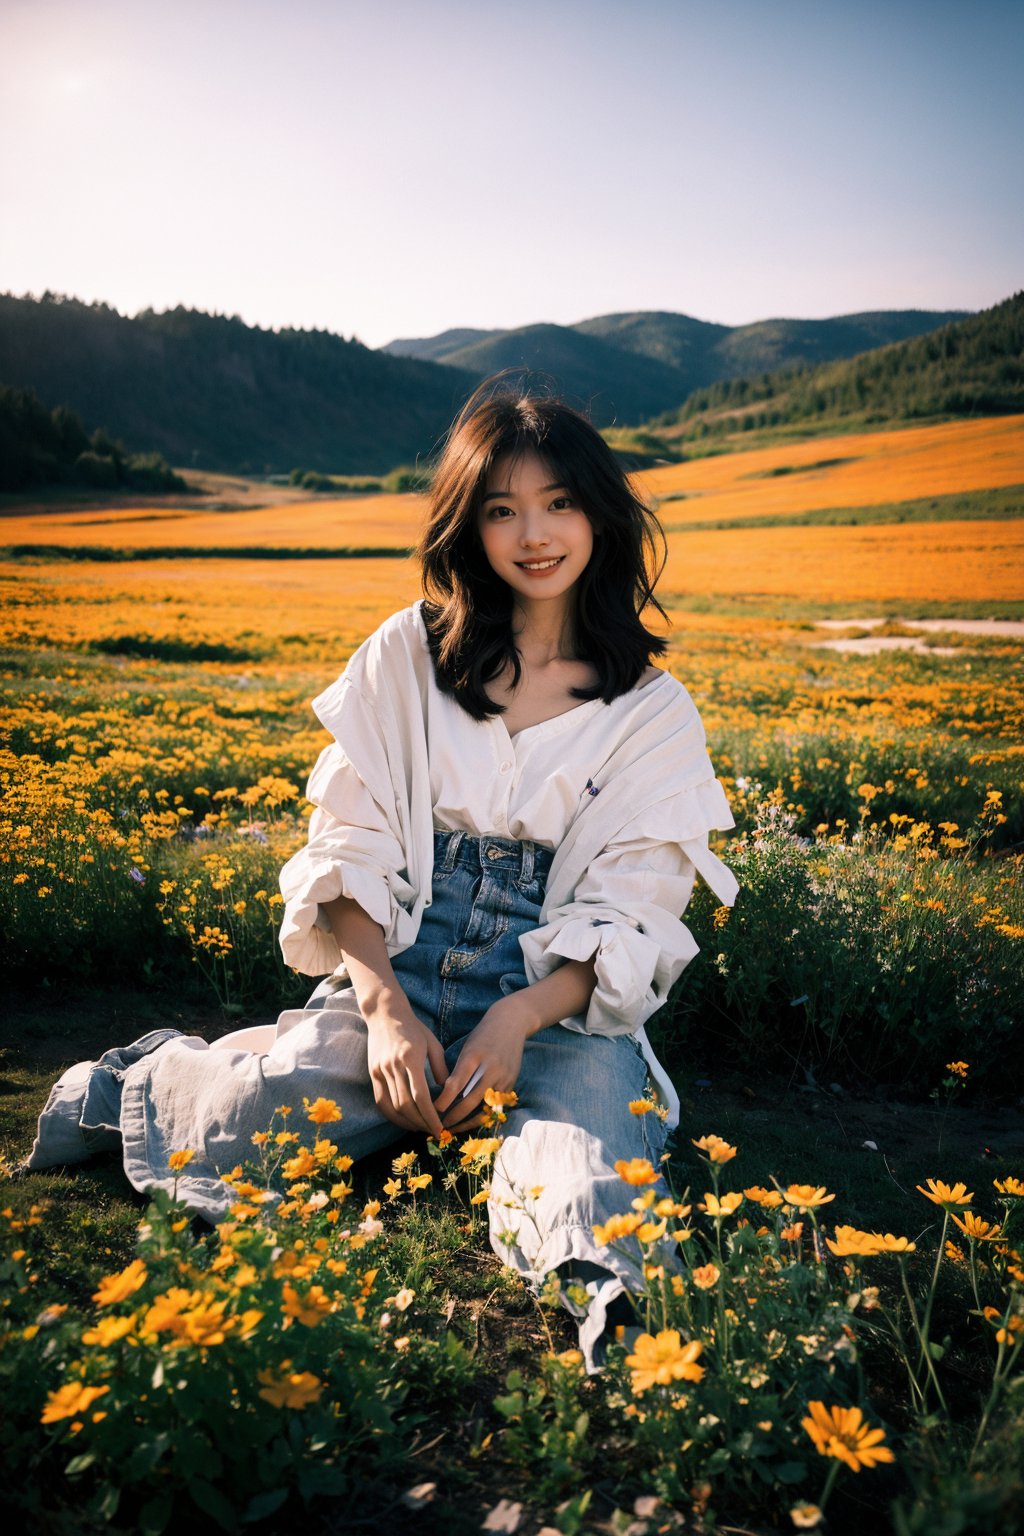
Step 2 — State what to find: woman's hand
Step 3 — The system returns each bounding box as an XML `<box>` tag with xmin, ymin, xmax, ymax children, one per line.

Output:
<box><xmin>364</xmin><ymin>1001</ymin><xmax>449</xmax><ymax>1138</ymax></box>
<box><xmin>433</xmin><ymin>996</ymin><xmax>535</xmax><ymax>1133</ymax></box>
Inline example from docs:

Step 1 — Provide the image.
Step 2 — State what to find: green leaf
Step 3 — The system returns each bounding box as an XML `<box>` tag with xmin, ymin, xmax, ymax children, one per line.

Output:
<box><xmin>139</xmin><ymin>1491</ymin><xmax>175</xmax><ymax>1535</ymax></box>
<box><xmin>242</xmin><ymin>1488</ymin><xmax>288</xmax><ymax>1524</ymax></box>
<box><xmin>774</xmin><ymin>1460</ymin><xmax>808</xmax><ymax>1484</ymax></box>
<box><xmin>189</xmin><ymin>1478</ymin><xmax>239</xmax><ymax>1532</ymax></box>
<box><xmin>96</xmin><ymin>1483</ymin><xmax>121</xmax><ymax>1521</ymax></box>
<box><xmin>129</xmin><ymin>1433</ymin><xmax>174</xmax><ymax>1479</ymax></box>
<box><xmin>64</xmin><ymin>1451</ymin><xmax>96</xmax><ymax>1477</ymax></box>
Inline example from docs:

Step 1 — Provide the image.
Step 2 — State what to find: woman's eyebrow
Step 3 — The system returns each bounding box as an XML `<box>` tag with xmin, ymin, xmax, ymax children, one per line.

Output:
<box><xmin>482</xmin><ymin>482</ymin><xmax>568</xmax><ymax>502</ymax></box>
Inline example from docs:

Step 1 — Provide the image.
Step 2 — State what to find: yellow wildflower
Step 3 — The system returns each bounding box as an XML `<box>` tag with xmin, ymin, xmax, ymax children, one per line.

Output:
<box><xmin>281</xmin><ymin>1283</ymin><xmax>335</xmax><ymax>1326</ymax></box>
<box><xmin>783</xmin><ymin>1185</ymin><xmax>836</xmax><ymax>1211</ymax></box>
<box><xmin>257</xmin><ymin>1368</ymin><xmax>323</xmax><ymax>1409</ymax></box>
<box><xmin>692</xmin><ymin>1134</ymin><xmax>738</xmax><ymax>1164</ymax></box>
<box><xmin>93</xmin><ymin>1259</ymin><xmax>147</xmax><ymax>1307</ymax></box>
<box><xmin>801</xmin><ymin>1401</ymin><xmax>894</xmax><ymax>1471</ymax></box>
<box><xmin>459</xmin><ymin>1137</ymin><xmax>502</xmax><ymax>1167</ymax></box>
<box><xmin>916</xmin><ymin>1178</ymin><xmax>973</xmax><ymax>1209</ymax></box>
<box><xmin>951</xmin><ymin>1212</ymin><xmax>1003</xmax><ymax>1242</ymax></box>
<box><xmin>593</xmin><ymin>1211</ymin><xmax>644</xmax><ymax>1246</ymax></box>
<box><xmin>699</xmin><ymin>1191</ymin><xmax>743</xmax><ymax>1217</ymax></box>
<box><xmin>745</xmin><ymin>1185</ymin><xmax>784</xmax><ymax>1209</ymax></box>
<box><xmin>826</xmin><ymin>1226</ymin><xmax>881</xmax><ymax>1258</ymax></box>
<box><xmin>614</xmin><ymin>1157</ymin><xmax>660</xmax><ymax>1186</ymax></box>
<box><xmin>626</xmin><ymin>1331</ymin><xmax>705</xmax><ymax>1394</ymax></box>
<box><xmin>81</xmin><ymin>1314</ymin><xmax>135</xmax><ymax>1347</ymax></box>
<box><xmin>41</xmin><ymin>1382</ymin><xmax>110</xmax><ymax>1424</ymax></box>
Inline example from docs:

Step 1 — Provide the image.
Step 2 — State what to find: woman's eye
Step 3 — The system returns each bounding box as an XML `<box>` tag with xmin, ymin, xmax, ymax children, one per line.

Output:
<box><xmin>551</xmin><ymin>497</ymin><xmax>575</xmax><ymax>511</ymax></box>
<box><xmin>488</xmin><ymin>505</ymin><xmax>514</xmax><ymax>519</ymax></box>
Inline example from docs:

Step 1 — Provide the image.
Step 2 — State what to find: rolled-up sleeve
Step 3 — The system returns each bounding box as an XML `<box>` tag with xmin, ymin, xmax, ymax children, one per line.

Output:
<box><xmin>277</xmin><ymin>680</ymin><xmax>418</xmax><ymax>977</ymax></box>
<box><xmin>519</xmin><ymin>778</ymin><xmax>738</xmax><ymax>1038</ymax></box>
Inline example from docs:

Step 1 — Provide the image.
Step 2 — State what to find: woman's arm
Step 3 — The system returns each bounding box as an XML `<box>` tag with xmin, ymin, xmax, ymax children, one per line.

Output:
<box><xmin>433</xmin><ymin>955</ymin><xmax>598</xmax><ymax>1131</ymax></box>
<box><xmin>321</xmin><ymin>893</ymin><xmax>449</xmax><ymax>1138</ymax></box>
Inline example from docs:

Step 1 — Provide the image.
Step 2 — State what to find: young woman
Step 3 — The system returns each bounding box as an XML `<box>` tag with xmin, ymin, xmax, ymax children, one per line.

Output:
<box><xmin>28</xmin><ymin>379</ymin><xmax>738</xmax><ymax>1368</ymax></box>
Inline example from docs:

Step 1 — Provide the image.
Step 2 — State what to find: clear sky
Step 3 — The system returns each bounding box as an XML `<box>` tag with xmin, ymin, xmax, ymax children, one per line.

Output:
<box><xmin>1</xmin><ymin>0</ymin><xmax>1021</xmax><ymax>348</ymax></box>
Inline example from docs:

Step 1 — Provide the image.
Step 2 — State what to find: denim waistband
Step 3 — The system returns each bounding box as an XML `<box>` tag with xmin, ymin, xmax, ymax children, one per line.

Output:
<box><xmin>432</xmin><ymin>827</ymin><xmax>554</xmax><ymax>885</ymax></box>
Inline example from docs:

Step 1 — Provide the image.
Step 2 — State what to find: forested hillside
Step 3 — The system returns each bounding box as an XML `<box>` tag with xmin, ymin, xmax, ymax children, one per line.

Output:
<box><xmin>653</xmin><ymin>291</ymin><xmax>1024</xmax><ymax>443</ymax></box>
<box><xmin>0</xmin><ymin>294</ymin><xmax>476</xmax><ymax>475</ymax></box>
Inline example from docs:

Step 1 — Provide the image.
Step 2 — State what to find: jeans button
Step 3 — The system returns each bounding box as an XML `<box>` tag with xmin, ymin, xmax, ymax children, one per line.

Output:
<box><xmin>486</xmin><ymin>847</ymin><xmax>502</xmax><ymax>860</ymax></box>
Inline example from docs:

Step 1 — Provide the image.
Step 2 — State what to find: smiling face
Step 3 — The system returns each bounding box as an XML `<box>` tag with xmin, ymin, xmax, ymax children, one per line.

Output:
<box><xmin>476</xmin><ymin>449</ymin><xmax>595</xmax><ymax>611</ymax></box>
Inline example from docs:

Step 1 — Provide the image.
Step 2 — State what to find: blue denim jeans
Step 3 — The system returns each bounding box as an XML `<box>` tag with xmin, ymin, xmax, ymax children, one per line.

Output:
<box><xmin>306</xmin><ymin>830</ymin><xmax>674</xmax><ymax>1366</ymax></box>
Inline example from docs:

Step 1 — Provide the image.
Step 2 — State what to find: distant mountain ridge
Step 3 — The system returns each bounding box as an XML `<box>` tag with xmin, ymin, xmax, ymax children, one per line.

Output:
<box><xmin>0</xmin><ymin>293</ymin><xmax>981</xmax><ymax>476</ymax></box>
<box><xmin>649</xmin><ymin>291</ymin><xmax>1024</xmax><ymax>442</ymax></box>
<box><xmin>383</xmin><ymin>307</ymin><xmax>970</xmax><ymax>425</ymax></box>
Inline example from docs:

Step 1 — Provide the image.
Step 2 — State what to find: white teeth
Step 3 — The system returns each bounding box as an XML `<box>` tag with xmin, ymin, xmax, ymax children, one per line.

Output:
<box><xmin>518</xmin><ymin>557</ymin><xmax>563</xmax><ymax>570</ymax></box>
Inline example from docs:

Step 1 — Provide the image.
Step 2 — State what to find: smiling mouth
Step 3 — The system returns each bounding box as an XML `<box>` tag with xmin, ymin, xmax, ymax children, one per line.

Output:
<box><xmin>515</xmin><ymin>556</ymin><xmax>565</xmax><ymax>571</ymax></box>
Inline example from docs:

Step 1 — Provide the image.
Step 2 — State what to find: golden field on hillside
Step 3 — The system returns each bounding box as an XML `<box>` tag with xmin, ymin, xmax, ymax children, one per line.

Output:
<box><xmin>643</xmin><ymin>413</ymin><xmax>1024</xmax><ymax>521</ymax></box>
<box><xmin>2</xmin><ymin>415</ymin><xmax>1022</xmax><ymax>558</ymax></box>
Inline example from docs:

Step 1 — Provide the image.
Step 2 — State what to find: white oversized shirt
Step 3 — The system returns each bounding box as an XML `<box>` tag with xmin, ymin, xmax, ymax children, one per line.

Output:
<box><xmin>278</xmin><ymin>600</ymin><xmax>739</xmax><ymax>1128</ymax></box>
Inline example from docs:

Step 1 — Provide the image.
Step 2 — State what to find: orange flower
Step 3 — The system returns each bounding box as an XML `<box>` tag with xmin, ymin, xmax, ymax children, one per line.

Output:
<box><xmin>593</xmin><ymin>1212</ymin><xmax>644</xmax><ymax>1246</ymax></box>
<box><xmin>692</xmin><ymin>1263</ymin><xmax>721</xmax><ymax>1289</ymax></box>
<box><xmin>801</xmin><ymin>1401</ymin><xmax>894</xmax><ymax>1471</ymax></box>
<box><xmin>41</xmin><ymin>1382</ymin><xmax>110</xmax><ymax>1424</ymax></box>
<box><xmin>168</xmin><ymin>1149</ymin><xmax>194</xmax><ymax>1172</ymax></box>
<box><xmin>826</xmin><ymin>1226</ymin><xmax>881</xmax><ymax>1258</ymax></box>
<box><xmin>614</xmin><ymin>1157</ymin><xmax>660</xmax><ymax>1186</ymax></box>
<box><xmin>745</xmin><ymin>1185</ymin><xmax>784</xmax><ymax>1209</ymax></box>
<box><xmin>951</xmin><ymin>1212</ymin><xmax>1003</xmax><ymax>1242</ymax></box>
<box><xmin>281</xmin><ymin>1283</ymin><xmax>335</xmax><ymax>1326</ymax></box>
<box><xmin>626</xmin><ymin>1331</ymin><xmax>705</xmax><ymax>1394</ymax></box>
<box><xmin>783</xmin><ymin>1185</ymin><xmax>836</xmax><ymax>1211</ymax></box>
<box><xmin>692</xmin><ymin>1134</ymin><xmax>738</xmax><ymax>1164</ymax></box>
<box><xmin>699</xmin><ymin>1191</ymin><xmax>743</xmax><ymax>1217</ymax></box>
<box><xmin>93</xmin><ymin>1259</ymin><xmax>147</xmax><ymax>1307</ymax></box>
<box><xmin>916</xmin><ymin>1178</ymin><xmax>973</xmax><ymax>1209</ymax></box>
<box><xmin>304</xmin><ymin>1096</ymin><xmax>342</xmax><ymax>1124</ymax></box>
<box><xmin>257</xmin><ymin>1368</ymin><xmax>323</xmax><ymax>1409</ymax></box>
<box><xmin>869</xmin><ymin>1232</ymin><xmax>916</xmax><ymax>1254</ymax></box>
<box><xmin>281</xmin><ymin>1148</ymin><xmax>318</xmax><ymax>1180</ymax></box>
<box><xmin>780</xmin><ymin>1222</ymin><xmax>804</xmax><ymax>1242</ymax></box>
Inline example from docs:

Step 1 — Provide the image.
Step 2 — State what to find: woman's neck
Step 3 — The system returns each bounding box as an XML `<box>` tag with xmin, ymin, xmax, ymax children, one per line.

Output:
<box><xmin>510</xmin><ymin>597</ymin><xmax>577</xmax><ymax>665</ymax></box>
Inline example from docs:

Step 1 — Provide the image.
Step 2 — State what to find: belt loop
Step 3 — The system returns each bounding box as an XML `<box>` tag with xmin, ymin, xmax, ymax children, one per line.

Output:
<box><xmin>520</xmin><ymin>838</ymin><xmax>535</xmax><ymax>885</ymax></box>
<box><xmin>441</xmin><ymin>829</ymin><xmax>463</xmax><ymax>871</ymax></box>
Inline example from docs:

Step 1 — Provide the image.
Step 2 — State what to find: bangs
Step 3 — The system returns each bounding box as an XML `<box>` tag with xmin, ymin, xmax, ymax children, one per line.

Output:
<box><xmin>478</xmin><ymin>417</ymin><xmax>583</xmax><ymax>508</ymax></box>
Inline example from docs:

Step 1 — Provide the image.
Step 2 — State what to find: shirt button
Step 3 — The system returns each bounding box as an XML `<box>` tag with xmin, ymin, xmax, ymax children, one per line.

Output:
<box><xmin>499</xmin><ymin>760</ymin><xmax>512</xmax><ymax>772</ymax></box>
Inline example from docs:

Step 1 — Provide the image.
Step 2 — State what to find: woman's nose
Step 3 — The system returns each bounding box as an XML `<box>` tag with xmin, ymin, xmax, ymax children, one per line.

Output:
<box><xmin>519</xmin><ymin>516</ymin><xmax>550</xmax><ymax>547</ymax></box>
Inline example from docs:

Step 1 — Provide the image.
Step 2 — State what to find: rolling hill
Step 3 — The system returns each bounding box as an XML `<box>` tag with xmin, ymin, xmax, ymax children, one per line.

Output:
<box><xmin>0</xmin><ymin>294</ymin><xmax>477</xmax><ymax>476</ymax></box>
<box><xmin>384</xmin><ymin>307</ymin><xmax>970</xmax><ymax>424</ymax></box>
<box><xmin>648</xmin><ymin>290</ymin><xmax>1024</xmax><ymax>443</ymax></box>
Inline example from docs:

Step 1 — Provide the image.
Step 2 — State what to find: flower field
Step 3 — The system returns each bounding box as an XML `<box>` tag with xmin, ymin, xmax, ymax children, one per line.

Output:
<box><xmin>2</xmin><ymin>415</ymin><xmax>1023</xmax><ymax>1531</ymax></box>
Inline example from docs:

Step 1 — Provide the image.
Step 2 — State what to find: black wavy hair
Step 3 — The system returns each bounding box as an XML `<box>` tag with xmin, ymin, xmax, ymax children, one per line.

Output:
<box><xmin>416</xmin><ymin>372</ymin><xmax>670</xmax><ymax>722</ymax></box>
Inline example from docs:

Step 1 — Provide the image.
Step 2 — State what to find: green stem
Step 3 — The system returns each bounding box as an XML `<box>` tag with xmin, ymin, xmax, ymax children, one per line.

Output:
<box><xmin>970</xmin><ymin>1330</ymin><xmax>1024</xmax><ymax>1467</ymax></box>
<box><xmin>818</xmin><ymin>1457</ymin><xmax>842</xmax><ymax>1512</ymax></box>
<box><xmin>916</xmin><ymin>1208</ymin><xmax>949</xmax><ymax>1376</ymax></box>
<box><xmin>876</xmin><ymin>1298</ymin><xmax>926</xmax><ymax>1410</ymax></box>
<box><xmin>899</xmin><ymin>1259</ymin><xmax>948</xmax><ymax>1414</ymax></box>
